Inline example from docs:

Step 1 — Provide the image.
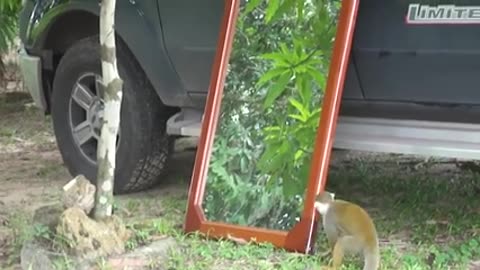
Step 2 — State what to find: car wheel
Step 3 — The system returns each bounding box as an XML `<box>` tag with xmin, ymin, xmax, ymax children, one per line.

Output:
<box><xmin>51</xmin><ymin>36</ymin><xmax>174</xmax><ymax>194</ymax></box>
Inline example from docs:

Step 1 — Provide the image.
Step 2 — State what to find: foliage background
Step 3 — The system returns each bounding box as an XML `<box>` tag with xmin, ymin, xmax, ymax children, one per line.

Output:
<box><xmin>203</xmin><ymin>0</ymin><xmax>341</xmax><ymax>230</ymax></box>
<box><xmin>0</xmin><ymin>0</ymin><xmax>21</xmax><ymax>77</ymax></box>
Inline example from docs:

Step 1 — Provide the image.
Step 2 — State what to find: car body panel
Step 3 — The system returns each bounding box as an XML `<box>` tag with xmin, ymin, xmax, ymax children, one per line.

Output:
<box><xmin>19</xmin><ymin>0</ymin><xmax>194</xmax><ymax>108</ymax></box>
<box><xmin>18</xmin><ymin>0</ymin><xmax>480</xmax><ymax>117</ymax></box>
<box><xmin>352</xmin><ymin>0</ymin><xmax>480</xmax><ymax>105</ymax></box>
<box><xmin>156</xmin><ymin>0</ymin><xmax>224</xmax><ymax>94</ymax></box>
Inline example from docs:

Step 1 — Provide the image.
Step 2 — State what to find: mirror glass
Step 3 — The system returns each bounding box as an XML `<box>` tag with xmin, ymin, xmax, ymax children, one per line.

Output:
<box><xmin>202</xmin><ymin>0</ymin><xmax>342</xmax><ymax>231</ymax></box>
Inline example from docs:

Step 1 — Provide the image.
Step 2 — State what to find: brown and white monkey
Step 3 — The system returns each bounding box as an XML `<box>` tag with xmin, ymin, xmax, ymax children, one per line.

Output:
<box><xmin>314</xmin><ymin>191</ymin><xmax>380</xmax><ymax>270</ymax></box>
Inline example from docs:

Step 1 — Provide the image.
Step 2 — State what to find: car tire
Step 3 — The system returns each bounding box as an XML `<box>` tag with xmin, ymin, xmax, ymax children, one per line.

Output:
<box><xmin>51</xmin><ymin>35</ymin><xmax>174</xmax><ymax>194</ymax></box>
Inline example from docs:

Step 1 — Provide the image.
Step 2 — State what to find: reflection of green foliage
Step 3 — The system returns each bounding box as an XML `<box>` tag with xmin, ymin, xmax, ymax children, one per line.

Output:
<box><xmin>0</xmin><ymin>0</ymin><xmax>21</xmax><ymax>74</ymax></box>
<box><xmin>256</xmin><ymin>0</ymin><xmax>340</xmax><ymax>198</ymax></box>
<box><xmin>204</xmin><ymin>0</ymin><xmax>340</xmax><ymax>230</ymax></box>
<box><xmin>203</xmin><ymin>120</ymin><xmax>301</xmax><ymax>229</ymax></box>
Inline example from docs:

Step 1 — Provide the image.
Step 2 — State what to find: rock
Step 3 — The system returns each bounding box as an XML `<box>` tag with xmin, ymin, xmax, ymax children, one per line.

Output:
<box><xmin>20</xmin><ymin>241</ymin><xmax>58</xmax><ymax>270</ymax></box>
<box><xmin>32</xmin><ymin>203</ymin><xmax>63</xmax><ymax>231</ymax></box>
<box><xmin>128</xmin><ymin>237</ymin><xmax>177</xmax><ymax>258</ymax></box>
<box><xmin>62</xmin><ymin>175</ymin><xmax>96</xmax><ymax>215</ymax></box>
<box><xmin>77</xmin><ymin>237</ymin><xmax>178</xmax><ymax>270</ymax></box>
<box><xmin>56</xmin><ymin>207</ymin><xmax>131</xmax><ymax>260</ymax></box>
<box><xmin>107</xmin><ymin>237</ymin><xmax>177</xmax><ymax>269</ymax></box>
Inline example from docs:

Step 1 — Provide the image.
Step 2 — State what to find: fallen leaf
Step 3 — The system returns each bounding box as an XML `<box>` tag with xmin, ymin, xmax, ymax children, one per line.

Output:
<box><xmin>149</xmin><ymin>235</ymin><xmax>168</xmax><ymax>241</ymax></box>
<box><xmin>227</xmin><ymin>234</ymin><xmax>248</xmax><ymax>245</ymax></box>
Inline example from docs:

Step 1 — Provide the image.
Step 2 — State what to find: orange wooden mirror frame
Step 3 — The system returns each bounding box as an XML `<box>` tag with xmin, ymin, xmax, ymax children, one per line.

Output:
<box><xmin>184</xmin><ymin>0</ymin><xmax>360</xmax><ymax>254</ymax></box>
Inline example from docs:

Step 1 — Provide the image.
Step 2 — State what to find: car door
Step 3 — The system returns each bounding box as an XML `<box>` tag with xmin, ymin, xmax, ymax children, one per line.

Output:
<box><xmin>353</xmin><ymin>0</ymin><xmax>480</xmax><ymax>105</ymax></box>
<box><xmin>156</xmin><ymin>0</ymin><xmax>225</xmax><ymax>100</ymax></box>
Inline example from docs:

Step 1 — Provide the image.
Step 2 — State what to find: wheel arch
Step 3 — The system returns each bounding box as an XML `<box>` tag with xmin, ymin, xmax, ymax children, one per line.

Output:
<box><xmin>27</xmin><ymin>1</ymin><xmax>187</xmax><ymax>113</ymax></box>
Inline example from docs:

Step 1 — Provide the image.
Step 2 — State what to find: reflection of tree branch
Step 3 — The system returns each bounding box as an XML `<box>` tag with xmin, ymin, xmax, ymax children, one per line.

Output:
<box><xmin>298</xmin><ymin>147</ymin><xmax>313</xmax><ymax>155</ymax></box>
<box><xmin>290</xmin><ymin>17</ymin><xmax>337</xmax><ymax>70</ymax></box>
<box><xmin>290</xmin><ymin>46</ymin><xmax>320</xmax><ymax>70</ymax></box>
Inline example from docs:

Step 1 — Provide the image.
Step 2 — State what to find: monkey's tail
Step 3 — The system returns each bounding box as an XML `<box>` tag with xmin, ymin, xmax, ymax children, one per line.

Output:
<box><xmin>363</xmin><ymin>246</ymin><xmax>380</xmax><ymax>270</ymax></box>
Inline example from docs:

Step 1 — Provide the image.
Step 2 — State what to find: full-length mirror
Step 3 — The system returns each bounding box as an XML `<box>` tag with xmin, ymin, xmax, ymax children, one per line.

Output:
<box><xmin>202</xmin><ymin>0</ymin><xmax>342</xmax><ymax>231</ymax></box>
<box><xmin>185</xmin><ymin>0</ymin><xmax>359</xmax><ymax>253</ymax></box>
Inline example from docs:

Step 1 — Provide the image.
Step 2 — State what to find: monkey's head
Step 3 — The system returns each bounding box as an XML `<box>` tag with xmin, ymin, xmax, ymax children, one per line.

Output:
<box><xmin>314</xmin><ymin>191</ymin><xmax>335</xmax><ymax>215</ymax></box>
<box><xmin>316</xmin><ymin>191</ymin><xmax>335</xmax><ymax>202</ymax></box>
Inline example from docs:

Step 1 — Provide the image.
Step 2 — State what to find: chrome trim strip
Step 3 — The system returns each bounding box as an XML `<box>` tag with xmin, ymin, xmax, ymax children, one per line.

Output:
<box><xmin>335</xmin><ymin>116</ymin><xmax>480</xmax><ymax>160</ymax></box>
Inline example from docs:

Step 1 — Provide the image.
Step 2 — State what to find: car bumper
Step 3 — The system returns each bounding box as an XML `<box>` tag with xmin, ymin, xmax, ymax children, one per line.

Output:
<box><xmin>18</xmin><ymin>47</ymin><xmax>47</xmax><ymax>112</ymax></box>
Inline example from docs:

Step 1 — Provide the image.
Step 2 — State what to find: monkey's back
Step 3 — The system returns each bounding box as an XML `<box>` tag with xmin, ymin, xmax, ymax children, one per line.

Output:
<box><xmin>328</xmin><ymin>199</ymin><xmax>378</xmax><ymax>248</ymax></box>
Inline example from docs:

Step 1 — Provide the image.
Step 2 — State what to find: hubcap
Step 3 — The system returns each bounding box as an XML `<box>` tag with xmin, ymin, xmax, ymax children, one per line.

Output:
<box><xmin>68</xmin><ymin>73</ymin><xmax>120</xmax><ymax>164</ymax></box>
<box><xmin>89</xmin><ymin>99</ymin><xmax>104</xmax><ymax>137</ymax></box>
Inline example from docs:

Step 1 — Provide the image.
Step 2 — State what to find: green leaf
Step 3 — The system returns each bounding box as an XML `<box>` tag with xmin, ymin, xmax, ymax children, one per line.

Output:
<box><xmin>258</xmin><ymin>140</ymin><xmax>290</xmax><ymax>174</ymax></box>
<box><xmin>292</xmin><ymin>38</ymin><xmax>305</xmax><ymax>60</ymax></box>
<box><xmin>310</xmin><ymin>107</ymin><xmax>322</xmax><ymax>119</ymax></box>
<box><xmin>263</xmin><ymin>72</ymin><xmax>291</xmax><ymax>109</ymax></box>
<box><xmin>257</xmin><ymin>142</ymin><xmax>281</xmax><ymax>171</ymax></box>
<box><xmin>296</xmin><ymin>0</ymin><xmax>304</xmax><ymax>22</ymax></box>
<box><xmin>294</xmin><ymin>150</ymin><xmax>303</xmax><ymax>161</ymax></box>
<box><xmin>306</xmin><ymin>108</ymin><xmax>322</xmax><ymax>128</ymax></box>
<box><xmin>245</xmin><ymin>0</ymin><xmax>263</xmax><ymax>13</ymax></box>
<box><xmin>264</xmin><ymin>126</ymin><xmax>281</xmax><ymax>132</ymax></box>
<box><xmin>257</xmin><ymin>67</ymin><xmax>287</xmax><ymax>87</ymax></box>
<box><xmin>268</xmin><ymin>151</ymin><xmax>286</xmax><ymax>173</ymax></box>
<box><xmin>211</xmin><ymin>164</ymin><xmax>230</xmax><ymax>182</ymax></box>
<box><xmin>269</xmin><ymin>0</ymin><xmax>296</xmax><ymax>23</ymax></box>
<box><xmin>268</xmin><ymin>141</ymin><xmax>290</xmax><ymax>172</ymax></box>
<box><xmin>279</xmin><ymin>43</ymin><xmax>290</xmax><ymax>55</ymax></box>
<box><xmin>299</xmin><ymin>162</ymin><xmax>311</xmax><ymax>188</ymax></box>
<box><xmin>263</xmin><ymin>125</ymin><xmax>282</xmax><ymax>141</ymax></box>
<box><xmin>317</xmin><ymin>3</ymin><xmax>330</xmax><ymax>28</ymax></box>
<box><xmin>260</xmin><ymin>52</ymin><xmax>284</xmax><ymax>61</ymax></box>
<box><xmin>296</xmin><ymin>74</ymin><xmax>313</xmax><ymax>103</ymax></box>
<box><xmin>282</xmin><ymin>176</ymin><xmax>301</xmax><ymax>197</ymax></box>
<box><xmin>260</xmin><ymin>52</ymin><xmax>291</xmax><ymax>67</ymax></box>
<box><xmin>288</xmin><ymin>98</ymin><xmax>309</xmax><ymax>118</ymax></box>
<box><xmin>288</xmin><ymin>114</ymin><xmax>306</xmax><ymax>122</ymax></box>
<box><xmin>265</xmin><ymin>0</ymin><xmax>280</xmax><ymax>23</ymax></box>
<box><xmin>306</xmin><ymin>66</ymin><xmax>326</xmax><ymax>90</ymax></box>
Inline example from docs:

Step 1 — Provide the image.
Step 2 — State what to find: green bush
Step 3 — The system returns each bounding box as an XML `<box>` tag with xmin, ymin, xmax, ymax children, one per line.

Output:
<box><xmin>0</xmin><ymin>0</ymin><xmax>21</xmax><ymax>75</ymax></box>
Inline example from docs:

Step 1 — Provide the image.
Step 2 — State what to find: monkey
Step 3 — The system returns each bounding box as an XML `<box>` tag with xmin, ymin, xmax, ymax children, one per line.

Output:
<box><xmin>314</xmin><ymin>191</ymin><xmax>380</xmax><ymax>270</ymax></box>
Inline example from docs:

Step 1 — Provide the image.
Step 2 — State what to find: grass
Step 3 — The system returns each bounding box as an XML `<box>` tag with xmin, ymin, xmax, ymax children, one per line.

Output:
<box><xmin>6</xmin><ymin>211</ymin><xmax>33</xmax><ymax>265</ymax></box>
<box><xmin>0</xmin><ymin>91</ymin><xmax>54</xmax><ymax>149</ymax></box>
<box><xmin>1</xmin><ymin>81</ymin><xmax>478</xmax><ymax>269</ymax></box>
<box><xmin>324</xmin><ymin>156</ymin><xmax>480</xmax><ymax>269</ymax></box>
<box><xmin>110</xmin><ymin>155</ymin><xmax>479</xmax><ymax>270</ymax></box>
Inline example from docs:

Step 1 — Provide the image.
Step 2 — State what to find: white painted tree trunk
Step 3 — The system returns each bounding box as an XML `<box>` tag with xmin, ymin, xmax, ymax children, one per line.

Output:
<box><xmin>93</xmin><ymin>0</ymin><xmax>123</xmax><ymax>220</ymax></box>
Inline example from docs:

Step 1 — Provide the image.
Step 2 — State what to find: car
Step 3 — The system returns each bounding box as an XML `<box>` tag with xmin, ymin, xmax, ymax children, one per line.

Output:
<box><xmin>18</xmin><ymin>0</ymin><xmax>480</xmax><ymax>194</ymax></box>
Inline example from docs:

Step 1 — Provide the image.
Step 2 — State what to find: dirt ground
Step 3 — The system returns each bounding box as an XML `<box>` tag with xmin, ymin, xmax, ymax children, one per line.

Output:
<box><xmin>0</xmin><ymin>61</ymin><xmax>196</xmax><ymax>268</ymax></box>
<box><xmin>0</xmin><ymin>101</ymin><xmax>197</xmax><ymax>269</ymax></box>
<box><xmin>1</xmin><ymin>55</ymin><xmax>479</xmax><ymax>269</ymax></box>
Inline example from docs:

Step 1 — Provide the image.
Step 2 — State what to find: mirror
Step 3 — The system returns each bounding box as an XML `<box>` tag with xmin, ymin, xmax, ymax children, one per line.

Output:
<box><xmin>185</xmin><ymin>0</ymin><xmax>359</xmax><ymax>254</ymax></box>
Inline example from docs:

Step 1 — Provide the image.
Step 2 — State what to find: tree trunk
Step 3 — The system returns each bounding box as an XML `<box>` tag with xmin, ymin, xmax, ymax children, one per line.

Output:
<box><xmin>93</xmin><ymin>0</ymin><xmax>123</xmax><ymax>220</ymax></box>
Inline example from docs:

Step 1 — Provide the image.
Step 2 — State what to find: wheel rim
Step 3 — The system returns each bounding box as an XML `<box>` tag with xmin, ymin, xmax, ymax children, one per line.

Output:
<box><xmin>68</xmin><ymin>72</ymin><xmax>120</xmax><ymax>165</ymax></box>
